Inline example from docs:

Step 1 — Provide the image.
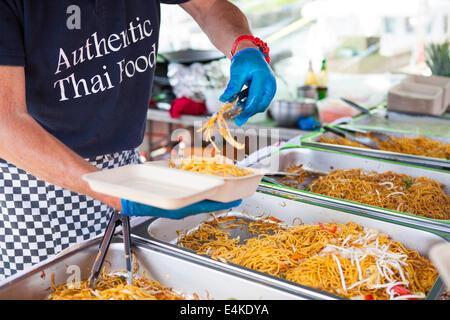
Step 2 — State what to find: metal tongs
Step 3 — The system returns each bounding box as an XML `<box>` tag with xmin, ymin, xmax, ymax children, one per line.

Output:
<box><xmin>87</xmin><ymin>211</ymin><xmax>133</xmax><ymax>288</ymax></box>
<box><xmin>322</xmin><ymin>124</ymin><xmax>381</xmax><ymax>149</ymax></box>
<box><xmin>215</xmin><ymin>87</ymin><xmax>250</xmax><ymax>120</ymax></box>
<box><xmin>340</xmin><ymin>97</ymin><xmax>371</xmax><ymax>115</ymax></box>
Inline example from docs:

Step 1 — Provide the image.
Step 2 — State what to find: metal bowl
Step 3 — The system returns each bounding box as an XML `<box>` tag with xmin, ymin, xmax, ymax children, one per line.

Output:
<box><xmin>270</xmin><ymin>98</ymin><xmax>317</xmax><ymax>127</ymax></box>
<box><xmin>297</xmin><ymin>85</ymin><xmax>318</xmax><ymax>100</ymax></box>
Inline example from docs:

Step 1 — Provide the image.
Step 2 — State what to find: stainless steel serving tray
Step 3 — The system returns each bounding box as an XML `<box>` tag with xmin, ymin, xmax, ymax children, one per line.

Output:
<box><xmin>0</xmin><ymin>236</ymin><xmax>309</xmax><ymax>300</ymax></box>
<box><xmin>132</xmin><ymin>192</ymin><xmax>447</xmax><ymax>300</ymax></box>
<box><xmin>252</xmin><ymin>146</ymin><xmax>450</xmax><ymax>235</ymax></box>
<box><xmin>349</xmin><ymin>114</ymin><xmax>450</xmax><ymax>138</ymax></box>
<box><xmin>301</xmin><ymin>128</ymin><xmax>450</xmax><ymax>170</ymax></box>
<box><xmin>348</xmin><ymin>107</ymin><xmax>450</xmax><ymax>138</ymax></box>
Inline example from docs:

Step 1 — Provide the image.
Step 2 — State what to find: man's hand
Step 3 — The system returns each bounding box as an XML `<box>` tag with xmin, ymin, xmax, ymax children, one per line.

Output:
<box><xmin>121</xmin><ymin>198</ymin><xmax>242</xmax><ymax>219</ymax></box>
<box><xmin>220</xmin><ymin>48</ymin><xmax>276</xmax><ymax>126</ymax></box>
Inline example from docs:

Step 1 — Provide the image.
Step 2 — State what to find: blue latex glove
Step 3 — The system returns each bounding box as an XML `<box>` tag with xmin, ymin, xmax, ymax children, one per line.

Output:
<box><xmin>220</xmin><ymin>48</ymin><xmax>277</xmax><ymax>126</ymax></box>
<box><xmin>297</xmin><ymin>115</ymin><xmax>321</xmax><ymax>130</ymax></box>
<box><xmin>121</xmin><ymin>198</ymin><xmax>242</xmax><ymax>219</ymax></box>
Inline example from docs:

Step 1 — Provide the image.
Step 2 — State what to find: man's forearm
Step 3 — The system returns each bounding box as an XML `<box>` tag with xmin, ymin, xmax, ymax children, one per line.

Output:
<box><xmin>181</xmin><ymin>0</ymin><xmax>258</xmax><ymax>58</ymax></box>
<box><xmin>0</xmin><ymin>113</ymin><xmax>121</xmax><ymax>210</ymax></box>
<box><xmin>0</xmin><ymin>66</ymin><xmax>122</xmax><ymax>211</ymax></box>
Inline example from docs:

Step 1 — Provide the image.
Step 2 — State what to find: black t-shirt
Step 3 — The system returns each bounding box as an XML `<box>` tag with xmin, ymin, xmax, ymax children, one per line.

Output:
<box><xmin>0</xmin><ymin>0</ymin><xmax>187</xmax><ymax>158</ymax></box>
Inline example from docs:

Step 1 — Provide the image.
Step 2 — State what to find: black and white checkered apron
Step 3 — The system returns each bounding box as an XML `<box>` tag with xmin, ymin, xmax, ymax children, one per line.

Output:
<box><xmin>0</xmin><ymin>149</ymin><xmax>141</xmax><ymax>280</ymax></box>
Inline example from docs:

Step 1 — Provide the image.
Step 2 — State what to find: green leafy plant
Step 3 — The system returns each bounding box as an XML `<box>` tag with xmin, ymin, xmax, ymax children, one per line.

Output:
<box><xmin>402</xmin><ymin>177</ymin><xmax>412</xmax><ymax>189</ymax></box>
<box><xmin>426</xmin><ymin>42</ymin><xmax>450</xmax><ymax>77</ymax></box>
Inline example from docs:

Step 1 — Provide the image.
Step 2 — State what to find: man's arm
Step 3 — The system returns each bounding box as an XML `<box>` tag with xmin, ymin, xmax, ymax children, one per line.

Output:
<box><xmin>180</xmin><ymin>0</ymin><xmax>258</xmax><ymax>57</ymax></box>
<box><xmin>181</xmin><ymin>0</ymin><xmax>277</xmax><ymax>126</ymax></box>
<box><xmin>0</xmin><ymin>66</ymin><xmax>241</xmax><ymax>219</ymax></box>
<box><xmin>0</xmin><ymin>66</ymin><xmax>122</xmax><ymax>211</ymax></box>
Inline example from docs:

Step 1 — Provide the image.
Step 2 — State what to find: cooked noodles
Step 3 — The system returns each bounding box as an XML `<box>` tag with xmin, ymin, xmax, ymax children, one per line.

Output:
<box><xmin>169</xmin><ymin>156</ymin><xmax>252</xmax><ymax>177</ymax></box>
<box><xmin>280</xmin><ymin>166</ymin><xmax>450</xmax><ymax>220</ymax></box>
<box><xmin>197</xmin><ymin>98</ymin><xmax>245</xmax><ymax>153</ymax></box>
<box><xmin>48</xmin><ymin>264</ymin><xmax>186</xmax><ymax>300</ymax></box>
<box><xmin>178</xmin><ymin>215</ymin><xmax>438</xmax><ymax>300</ymax></box>
<box><xmin>320</xmin><ymin>133</ymin><xmax>450</xmax><ymax>160</ymax></box>
<box><xmin>308</xmin><ymin>169</ymin><xmax>450</xmax><ymax>220</ymax></box>
<box><xmin>180</xmin><ymin>98</ymin><xmax>249</xmax><ymax>175</ymax></box>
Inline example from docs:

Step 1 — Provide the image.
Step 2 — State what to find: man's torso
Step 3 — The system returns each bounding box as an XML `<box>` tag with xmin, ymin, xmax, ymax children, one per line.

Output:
<box><xmin>4</xmin><ymin>0</ymin><xmax>163</xmax><ymax>157</ymax></box>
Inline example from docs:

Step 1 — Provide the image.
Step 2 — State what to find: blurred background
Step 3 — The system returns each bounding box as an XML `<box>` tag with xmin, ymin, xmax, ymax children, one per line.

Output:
<box><xmin>160</xmin><ymin>0</ymin><xmax>449</xmax><ymax>76</ymax></box>
<box><xmin>142</xmin><ymin>0</ymin><xmax>450</xmax><ymax>160</ymax></box>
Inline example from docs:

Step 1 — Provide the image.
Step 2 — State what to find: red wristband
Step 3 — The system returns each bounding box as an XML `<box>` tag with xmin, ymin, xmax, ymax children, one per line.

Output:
<box><xmin>230</xmin><ymin>35</ymin><xmax>270</xmax><ymax>64</ymax></box>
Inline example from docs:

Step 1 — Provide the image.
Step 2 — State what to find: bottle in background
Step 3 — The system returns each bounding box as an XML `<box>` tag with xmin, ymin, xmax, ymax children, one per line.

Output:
<box><xmin>317</xmin><ymin>59</ymin><xmax>328</xmax><ymax>100</ymax></box>
<box><xmin>304</xmin><ymin>60</ymin><xmax>317</xmax><ymax>86</ymax></box>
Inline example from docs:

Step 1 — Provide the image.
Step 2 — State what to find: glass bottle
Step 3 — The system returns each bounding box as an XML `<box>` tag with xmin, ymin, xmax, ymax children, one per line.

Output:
<box><xmin>317</xmin><ymin>59</ymin><xmax>328</xmax><ymax>100</ymax></box>
<box><xmin>304</xmin><ymin>60</ymin><xmax>317</xmax><ymax>86</ymax></box>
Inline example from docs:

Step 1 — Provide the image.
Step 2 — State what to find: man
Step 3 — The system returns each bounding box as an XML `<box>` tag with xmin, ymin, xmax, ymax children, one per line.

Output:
<box><xmin>0</xmin><ymin>0</ymin><xmax>276</xmax><ymax>280</ymax></box>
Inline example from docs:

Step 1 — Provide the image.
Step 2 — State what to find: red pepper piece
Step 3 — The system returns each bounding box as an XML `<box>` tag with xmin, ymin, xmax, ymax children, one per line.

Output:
<box><xmin>392</xmin><ymin>285</ymin><xmax>417</xmax><ymax>300</ymax></box>
<box><xmin>318</xmin><ymin>222</ymin><xmax>337</xmax><ymax>233</ymax></box>
<box><xmin>269</xmin><ymin>216</ymin><xmax>282</xmax><ymax>223</ymax></box>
